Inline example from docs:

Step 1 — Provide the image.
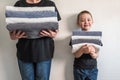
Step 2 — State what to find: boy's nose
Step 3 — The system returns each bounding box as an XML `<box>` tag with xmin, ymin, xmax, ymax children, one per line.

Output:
<box><xmin>85</xmin><ymin>20</ymin><xmax>88</xmax><ymax>23</ymax></box>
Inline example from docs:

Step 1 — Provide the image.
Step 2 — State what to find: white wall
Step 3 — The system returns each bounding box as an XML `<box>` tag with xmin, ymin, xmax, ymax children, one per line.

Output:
<box><xmin>0</xmin><ymin>0</ymin><xmax>120</xmax><ymax>80</ymax></box>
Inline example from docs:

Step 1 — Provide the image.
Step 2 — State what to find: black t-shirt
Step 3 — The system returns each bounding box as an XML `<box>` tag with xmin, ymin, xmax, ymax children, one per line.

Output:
<box><xmin>14</xmin><ymin>0</ymin><xmax>61</xmax><ymax>62</ymax></box>
<box><xmin>74</xmin><ymin>54</ymin><xmax>97</xmax><ymax>69</ymax></box>
<box><xmin>69</xmin><ymin>40</ymin><xmax>97</xmax><ymax>69</ymax></box>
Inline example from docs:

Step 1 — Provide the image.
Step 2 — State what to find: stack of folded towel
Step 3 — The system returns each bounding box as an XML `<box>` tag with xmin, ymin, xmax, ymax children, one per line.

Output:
<box><xmin>71</xmin><ymin>30</ymin><xmax>103</xmax><ymax>53</ymax></box>
<box><xmin>5</xmin><ymin>6</ymin><xmax>58</xmax><ymax>39</ymax></box>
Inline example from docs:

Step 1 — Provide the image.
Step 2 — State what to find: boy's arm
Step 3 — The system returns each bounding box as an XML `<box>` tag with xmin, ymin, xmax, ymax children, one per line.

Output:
<box><xmin>89</xmin><ymin>52</ymin><xmax>99</xmax><ymax>59</ymax></box>
<box><xmin>89</xmin><ymin>45</ymin><xmax>99</xmax><ymax>59</ymax></box>
<box><xmin>73</xmin><ymin>48</ymin><xmax>84</xmax><ymax>58</ymax></box>
<box><xmin>73</xmin><ymin>45</ymin><xmax>89</xmax><ymax>58</ymax></box>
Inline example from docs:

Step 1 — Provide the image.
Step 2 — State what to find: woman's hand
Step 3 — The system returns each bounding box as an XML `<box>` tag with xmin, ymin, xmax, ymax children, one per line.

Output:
<box><xmin>9</xmin><ymin>30</ymin><xmax>27</xmax><ymax>40</ymax></box>
<box><xmin>40</xmin><ymin>30</ymin><xmax>58</xmax><ymax>38</ymax></box>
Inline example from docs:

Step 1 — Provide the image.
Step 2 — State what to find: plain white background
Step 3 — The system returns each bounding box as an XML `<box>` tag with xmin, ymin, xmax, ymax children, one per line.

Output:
<box><xmin>0</xmin><ymin>0</ymin><xmax>120</xmax><ymax>80</ymax></box>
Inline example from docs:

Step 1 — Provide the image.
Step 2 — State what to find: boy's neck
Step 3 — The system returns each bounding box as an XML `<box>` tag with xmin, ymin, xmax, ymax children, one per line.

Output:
<box><xmin>82</xmin><ymin>29</ymin><xmax>90</xmax><ymax>31</ymax></box>
<box><xmin>26</xmin><ymin>0</ymin><xmax>41</xmax><ymax>4</ymax></box>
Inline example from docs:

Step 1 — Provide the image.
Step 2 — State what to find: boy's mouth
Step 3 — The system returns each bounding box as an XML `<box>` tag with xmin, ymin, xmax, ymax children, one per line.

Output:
<box><xmin>84</xmin><ymin>25</ymin><xmax>89</xmax><ymax>27</ymax></box>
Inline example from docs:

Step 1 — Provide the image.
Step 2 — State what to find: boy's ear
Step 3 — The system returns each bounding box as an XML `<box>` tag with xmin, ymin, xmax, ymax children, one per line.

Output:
<box><xmin>76</xmin><ymin>21</ymin><xmax>79</xmax><ymax>26</ymax></box>
<box><xmin>77</xmin><ymin>22</ymin><xmax>81</xmax><ymax>27</ymax></box>
<box><xmin>92</xmin><ymin>21</ymin><xmax>94</xmax><ymax>24</ymax></box>
<box><xmin>92</xmin><ymin>19</ymin><xmax>94</xmax><ymax>24</ymax></box>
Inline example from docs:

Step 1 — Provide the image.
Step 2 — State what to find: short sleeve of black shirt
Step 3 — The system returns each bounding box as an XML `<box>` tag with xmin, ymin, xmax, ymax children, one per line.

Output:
<box><xmin>14</xmin><ymin>0</ymin><xmax>61</xmax><ymax>21</ymax></box>
<box><xmin>14</xmin><ymin>0</ymin><xmax>61</xmax><ymax>62</ymax></box>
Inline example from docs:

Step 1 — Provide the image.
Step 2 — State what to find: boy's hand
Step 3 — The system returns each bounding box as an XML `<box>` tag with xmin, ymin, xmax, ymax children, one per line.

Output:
<box><xmin>74</xmin><ymin>44</ymin><xmax>98</xmax><ymax>58</ymax></box>
<box><xmin>40</xmin><ymin>30</ymin><xmax>58</xmax><ymax>38</ymax></box>
<box><xmin>88</xmin><ymin>45</ymin><xmax>96</xmax><ymax>53</ymax></box>
<box><xmin>80</xmin><ymin>44</ymin><xmax>96</xmax><ymax>54</ymax></box>
<box><xmin>9</xmin><ymin>30</ymin><xmax>27</xmax><ymax>40</ymax></box>
<box><xmin>87</xmin><ymin>45</ymin><xmax>99</xmax><ymax>59</ymax></box>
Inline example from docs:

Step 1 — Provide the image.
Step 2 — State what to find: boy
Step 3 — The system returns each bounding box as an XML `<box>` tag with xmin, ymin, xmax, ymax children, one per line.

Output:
<box><xmin>71</xmin><ymin>10</ymin><xmax>102</xmax><ymax>80</ymax></box>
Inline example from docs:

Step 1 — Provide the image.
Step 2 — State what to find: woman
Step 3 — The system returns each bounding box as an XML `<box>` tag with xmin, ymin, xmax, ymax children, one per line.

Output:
<box><xmin>9</xmin><ymin>0</ymin><xmax>61</xmax><ymax>80</ymax></box>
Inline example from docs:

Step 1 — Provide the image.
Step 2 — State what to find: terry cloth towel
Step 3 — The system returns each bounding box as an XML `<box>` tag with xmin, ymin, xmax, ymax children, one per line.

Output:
<box><xmin>6</xmin><ymin>11</ymin><xmax>57</xmax><ymax>18</ymax></box>
<box><xmin>5</xmin><ymin>6</ymin><xmax>58</xmax><ymax>39</ymax></box>
<box><xmin>71</xmin><ymin>30</ymin><xmax>103</xmax><ymax>53</ymax></box>
<box><xmin>7</xmin><ymin>22</ymin><xmax>58</xmax><ymax>38</ymax></box>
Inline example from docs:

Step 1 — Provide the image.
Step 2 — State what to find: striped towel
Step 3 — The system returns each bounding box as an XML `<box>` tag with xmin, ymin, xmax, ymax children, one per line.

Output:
<box><xmin>5</xmin><ymin>6</ymin><xmax>58</xmax><ymax>39</ymax></box>
<box><xmin>71</xmin><ymin>30</ymin><xmax>103</xmax><ymax>53</ymax></box>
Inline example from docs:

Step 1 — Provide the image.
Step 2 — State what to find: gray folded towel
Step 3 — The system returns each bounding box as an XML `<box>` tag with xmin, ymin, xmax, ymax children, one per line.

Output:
<box><xmin>6</xmin><ymin>11</ymin><xmax>57</xmax><ymax>18</ymax></box>
<box><xmin>71</xmin><ymin>30</ymin><xmax>103</xmax><ymax>53</ymax></box>
<box><xmin>7</xmin><ymin>22</ymin><xmax>58</xmax><ymax>39</ymax></box>
<box><xmin>5</xmin><ymin>6</ymin><xmax>58</xmax><ymax>39</ymax></box>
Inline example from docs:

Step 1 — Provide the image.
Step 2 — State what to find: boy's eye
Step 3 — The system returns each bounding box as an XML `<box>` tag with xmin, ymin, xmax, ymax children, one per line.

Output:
<box><xmin>80</xmin><ymin>18</ymin><xmax>92</xmax><ymax>22</ymax></box>
<box><xmin>88</xmin><ymin>19</ymin><xmax>91</xmax><ymax>21</ymax></box>
<box><xmin>80</xmin><ymin>20</ymin><xmax>84</xmax><ymax>22</ymax></box>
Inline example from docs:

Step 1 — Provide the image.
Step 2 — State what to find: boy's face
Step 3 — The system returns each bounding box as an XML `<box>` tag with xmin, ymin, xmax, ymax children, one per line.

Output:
<box><xmin>78</xmin><ymin>13</ymin><xmax>93</xmax><ymax>31</ymax></box>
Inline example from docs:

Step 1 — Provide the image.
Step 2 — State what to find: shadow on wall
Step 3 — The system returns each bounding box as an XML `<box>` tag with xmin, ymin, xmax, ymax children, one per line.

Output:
<box><xmin>53</xmin><ymin>14</ymin><xmax>78</xmax><ymax>80</ymax></box>
<box><xmin>54</xmin><ymin>36</ymin><xmax>74</xmax><ymax>80</ymax></box>
<box><xmin>66</xmin><ymin>14</ymin><xmax>78</xmax><ymax>32</ymax></box>
<box><xmin>53</xmin><ymin>14</ymin><xmax>78</xmax><ymax>61</ymax></box>
<box><xmin>0</xmin><ymin>5</ymin><xmax>21</xmax><ymax>80</ymax></box>
<box><xmin>65</xmin><ymin>14</ymin><xmax>78</xmax><ymax>80</ymax></box>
